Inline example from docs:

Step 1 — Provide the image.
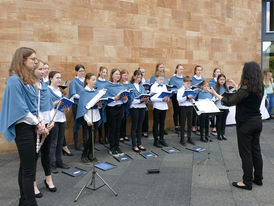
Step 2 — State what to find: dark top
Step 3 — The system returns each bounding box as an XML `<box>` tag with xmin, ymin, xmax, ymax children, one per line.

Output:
<box><xmin>221</xmin><ymin>85</ymin><xmax>263</xmax><ymax>123</ymax></box>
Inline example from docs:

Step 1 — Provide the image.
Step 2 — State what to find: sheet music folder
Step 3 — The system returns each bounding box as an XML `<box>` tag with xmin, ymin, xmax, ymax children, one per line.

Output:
<box><xmin>193</xmin><ymin>99</ymin><xmax>220</xmax><ymax>115</ymax></box>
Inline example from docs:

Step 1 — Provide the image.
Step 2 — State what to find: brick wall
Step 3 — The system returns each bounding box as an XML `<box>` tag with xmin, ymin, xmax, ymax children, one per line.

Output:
<box><xmin>0</xmin><ymin>0</ymin><xmax>261</xmax><ymax>153</ymax></box>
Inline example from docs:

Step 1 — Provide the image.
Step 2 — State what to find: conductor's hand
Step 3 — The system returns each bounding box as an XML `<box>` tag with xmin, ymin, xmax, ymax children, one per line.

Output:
<box><xmin>140</xmin><ymin>97</ymin><xmax>149</xmax><ymax>102</ymax></box>
<box><xmin>207</xmin><ymin>87</ymin><xmax>217</xmax><ymax>96</ymax></box>
<box><xmin>163</xmin><ymin>96</ymin><xmax>169</xmax><ymax>102</ymax></box>
<box><xmin>87</xmin><ymin>121</ymin><xmax>93</xmax><ymax>126</ymax></box>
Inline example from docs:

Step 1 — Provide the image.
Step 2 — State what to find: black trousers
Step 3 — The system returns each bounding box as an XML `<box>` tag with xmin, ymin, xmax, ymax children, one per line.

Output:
<box><xmin>210</xmin><ymin>115</ymin><xmax>216</xmax><ymax>128</ymax></box>
<box><xmin>72</xmin><ymin>104</ymin><xmax>88</xmax><ymax>144</ymax></box>
<box><xmin>35</xmin><ymin>130</ymin><xmax>51</xmax><ymax>178</ymax></box>
<box><xmin>142</xmin><ymin>110</ymin><xmax>148</xmax><ymax>133</ymax></box>
<box><xmin>106</xmin><ymin>105</ymin><xmax>122</xmax><ymax>150</ymax></box>
<box><xmin>171</xmin><ymin>94</ymin><xmax>181</xmax><ymax>127</ymax></box>
<box><xmin>98</xmin><ymin>122</ymin><xmax>108</xmax><ymax>140</ymax></box>
<box><xmin>179</xmin><ymin>106</ymin><xmax>193</xmax><ymax>139</ymax></box>
<box><xmin>216</xmin><ymin>109</ymin><xmax>229</xmax><ymax>137</ymax></box>
<box><xmin>120</xmin><ymin>114</ymin><xmax>127</xmax><ymax>138</ymax></box>
<box><xmin>82</xmin><ymin>121</ymin><xmax>98</xmax><ymax>157</ymax></box>
<box><xmin>15</xmin><ymin>123</ymin><xmax>37</xmax><ymax>206</ymax></box>
<box><xmin>130</xmin><ymin>108</ymin><xmax>145</xmax><ymax>147</ymax></box>
<box><xmin>200</xmin><ymin>114</ymin><xmax>209</xmax><ymax>137</ymax></box>
<box><xmin>236</xmin><ymin>117</ymin><xmax>263</xmax><ymax>186</ymax></box>
<box><xmin>49</xmin><ymin>122</ymin><xmax>66</xmax><ymax>167</ymax></box>
<box><xmin>153</xmin><ymin>108</ymin><xmax>167</xmax><ymax>140</ymax></box>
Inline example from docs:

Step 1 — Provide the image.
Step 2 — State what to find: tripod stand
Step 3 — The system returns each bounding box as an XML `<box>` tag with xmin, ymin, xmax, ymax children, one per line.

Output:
<box><xmin>195</xmin><ymin>112</ymin><xmax>221</xmax><ymax>176</ymax></box>
<box><xmin>74</xmin><ymin>108</ymin><xmax>118</xmax><ymax>202</ymax></box>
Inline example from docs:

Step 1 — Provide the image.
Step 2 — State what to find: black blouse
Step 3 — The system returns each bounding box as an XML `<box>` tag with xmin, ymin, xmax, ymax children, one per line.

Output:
<box><xmin>221</xmin><ymin>85</ymin><xmax>263</xmax><ymax>123</ymax></box>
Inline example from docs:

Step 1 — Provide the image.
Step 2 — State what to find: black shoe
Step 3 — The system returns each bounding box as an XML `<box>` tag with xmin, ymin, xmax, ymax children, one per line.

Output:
<box><xmin>35</xmin><ymin>192</ymin><xmax>43</xmax><ymax>198</ymax></box>
<box><xmin>74</xmin><ymin>142</ymin><xmax>82</xmax><ymax>151</ymax></box>
<box><xmin>44</xmin><ymin>180</ymin><xmax>57</xmax><ymax>192</ymax></box>
<box><xmin>117</xmin><ymin>148</ymin><xmax>124</xmax><ymax>156</ymax></box>
<box><xmin>200</xmin><ymin>137</ymin><xmax>206</xmax><ymax>143</ymax></box>
<box><xmin>180</xmin><ymin>140</ymin><xmax>186</xmax><ymax>146</ymax></box>
<box><xmin>99</xmin><ymin>138</ymin><xmax>104</xmax><ymax>145</ymax></box>
<box><xmin>232</xmin><ymin>182</ymin><xmax>252</xmax><ymax>190</ymax></box>
<box><xmin>164</xmin><ymin>131</ymin><xmax>168</xmax><ymax>135</ymax></box>
<box><xmin>153</xmin><ymin>140</ymin><xmax>162</xmax><ymax>148</ymax></box>
<box><xmin>222</xmin><ymin>135</ymin><xmax>227</xmax><ymax>140</ymax></box>
<box><xmin>205</xmin><ymin>136</ymin><xmax>212</xmax><ymax>142</ymax></box>
<box><xmin>62</xmin><ymin>149</ymin><xmax>73</xmax><ymax>156</ymax></box>
<box><xmin>51</xmin><ymin>166</ymin><xmax>58</xmax><ymax>174</ymax></box>
<box><xmin>253</xmin><ymin>179</ymin><xmax>263</xmax><ymax>186</ymax></box>
<box><xmin>109</xmin><ymin>149</ymin><xmax>119</xmax><ymax>157</ymax></box>
<box><xmin>159</xmin><ymin>139</ymin><xmax>168</xmax><ymax>147</ymax></box>
<box><xmin>175</xmin><ymin>128</ymin><xmax>179</xmax><ymax>134</ymax></box>
<box><xmin>56</xmin><ymin>163</ymin><xmax>70</xmax><ymax>169</ymax></box>
<box><xmin>187</xmin><ymin>139</ymin><xmax>195</xmax><ymax>145</ymax></box>
<box><xmin>81</xmin><ymin>156</ymin><xmax>90</xmax><ymax>164</ymax></box>
<box><xmin>211</xmin><ymin>131</ymin><xmax>217</xmax><ymax>136</ymax></box>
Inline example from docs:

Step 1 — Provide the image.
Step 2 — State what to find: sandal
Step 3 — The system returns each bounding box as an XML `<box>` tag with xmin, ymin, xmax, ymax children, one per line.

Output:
<box><xmin>132</xmin><ymin>147</ymin><xmax>139</xmax><ymax>152</ymax></box>
<box><xmin>124</xmin><ymin>137</ymin><xmax>129</xmax><ymax>141</ymax></box>
<box><xmin>138</xmin><ymin>145</ymin><xmax>146</xmax><ymax>151</ymax></box>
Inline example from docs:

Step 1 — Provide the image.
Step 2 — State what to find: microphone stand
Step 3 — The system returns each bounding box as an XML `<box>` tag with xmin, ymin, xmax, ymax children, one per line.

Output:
<box><xmin>74</xmin><ymin>92</ymin><xmax>118</xmax><ymax>202</ymax></box>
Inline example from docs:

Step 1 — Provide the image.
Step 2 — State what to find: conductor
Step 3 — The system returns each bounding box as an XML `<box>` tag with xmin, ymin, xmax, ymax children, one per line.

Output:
<box><xmin>209</xmin><ymin>61</ymin><xmax>264</xmax><ymax>190</ymax></box>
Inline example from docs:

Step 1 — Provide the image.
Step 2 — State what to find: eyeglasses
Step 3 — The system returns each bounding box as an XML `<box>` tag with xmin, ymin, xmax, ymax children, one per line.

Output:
<box><xmin>28</xmin><ymin>57</ymin><xmax>38</xmax><ymax>62</ymax></box>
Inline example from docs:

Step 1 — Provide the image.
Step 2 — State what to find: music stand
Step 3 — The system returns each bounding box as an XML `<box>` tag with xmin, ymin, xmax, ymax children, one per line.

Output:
<box><xmin>192</xmin><ymin>99</ymin><xmax>221</xmax><ymax>176</ymax></box>
<box><xmin>74</xmin><ymin>90</ymin><xmax>118</xmax><ymax>202</ymax></box>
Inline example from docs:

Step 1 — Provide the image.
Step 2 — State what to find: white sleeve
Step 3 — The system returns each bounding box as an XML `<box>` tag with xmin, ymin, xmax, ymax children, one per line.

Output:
<box><xmin>84</xmin><ymin>110</ymin><xmax>92</xmax><ymax>123</ymax></box>
<box><xmin>150</xmin><ymin>85</ymin><xmax>163</xmax><ymax>102</ymax></box>
<box><xmin>131</xmin><ymin>99</ymin><xmax>141</xmax><ymax>104</ymax></box>
<box><xmin>177</xmin><ymin>88</ymin><xmax>187</xmax><ymax>104</ymax></box>
<box><xmin>18</xmin><ymin>112</ymin><xmax>40</xmax><ymax>125</ymax></box>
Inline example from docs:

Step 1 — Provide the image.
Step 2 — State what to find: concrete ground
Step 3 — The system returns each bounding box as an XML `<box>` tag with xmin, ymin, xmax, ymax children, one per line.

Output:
<box><xmin>0</xmin><ymin>119</ymin><xmax>274</xmax><ymax>206</ymax></box>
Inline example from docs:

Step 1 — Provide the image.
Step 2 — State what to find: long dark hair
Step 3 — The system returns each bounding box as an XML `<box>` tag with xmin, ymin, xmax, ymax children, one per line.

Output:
<box><xmin>84</xmin><ymin>73</ymin><xmax>96</xmax><ymax>88</ymax></box>
<box><xmin>216</xmin><ymin>74</ymin><xmax>229</xmax><ymax>94</ymax></box>
<box><xmin>240</xmin><ymin>61</ymin><xmax>263</xmax><ymax>97</ymax></box>
<box><xmin>130</xmin><ymin>70</ymin><xmax>142</xmax><ymax>84</ymax></box>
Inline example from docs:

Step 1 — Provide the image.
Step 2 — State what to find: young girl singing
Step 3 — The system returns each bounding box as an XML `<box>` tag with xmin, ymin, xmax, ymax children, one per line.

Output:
<box><xmin>105</xmin><ymin>68</ymin><xmax>128</xmax><ymax>157</ymax></box>
<box><xmin>120</xmin><ymin>69</ymin><xmax>131</xmax><ymax>142</ymax></box>
<box><xmin>96</xmin><ymin>66</ymin><xmax>109</xmax><ymax>144</ymax></box>
<box><xmin>214</xmin><ymin>74</ymin><xmax>230</xmax><ymax>141</ymax></box>
<box><xmin>48</xmin><ymin>71</ymin><xmax>70</xmax><ymax>172</ymax></box>
<box><xmin>76</xmin><ymin>73</ymin><xmax>102</xmax><ymax>163</ymax></box>
<box><xmin>196</xmin><ymin>81</ymin><xmax>213</xmax><ymax>142</ymax></box>
<box><xmin>169</xmin><ymin>64</ymin><xmax>184</xmax><ymax>133</ymax></box>
<box><xmin>129</xmin><ymin>70</ymin><xmax>148</xmax><ymax>152</ymax></box>
<box><xmin>192</xmin><ymin>65</ymin><xmax>205</xmax><ymax>133</ymax></box>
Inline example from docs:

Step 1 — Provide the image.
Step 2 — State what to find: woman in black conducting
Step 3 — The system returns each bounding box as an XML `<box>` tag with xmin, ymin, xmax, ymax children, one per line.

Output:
<box><xmin>209</xmin><ymin>61</ymin><xmax>263</xmax><ymax>190</ymax></box>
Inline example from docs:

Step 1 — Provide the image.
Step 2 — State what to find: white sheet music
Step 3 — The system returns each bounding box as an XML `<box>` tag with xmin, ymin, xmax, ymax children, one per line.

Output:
<box><xmin>86</xmin><ymin>89</ymin><xmax>107</xmax><ymax>109</ymax></box>
<box><xmin>193</xmin><ymin>99</ymin><xmax>220</xmax><ymax>115</ymax></box>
